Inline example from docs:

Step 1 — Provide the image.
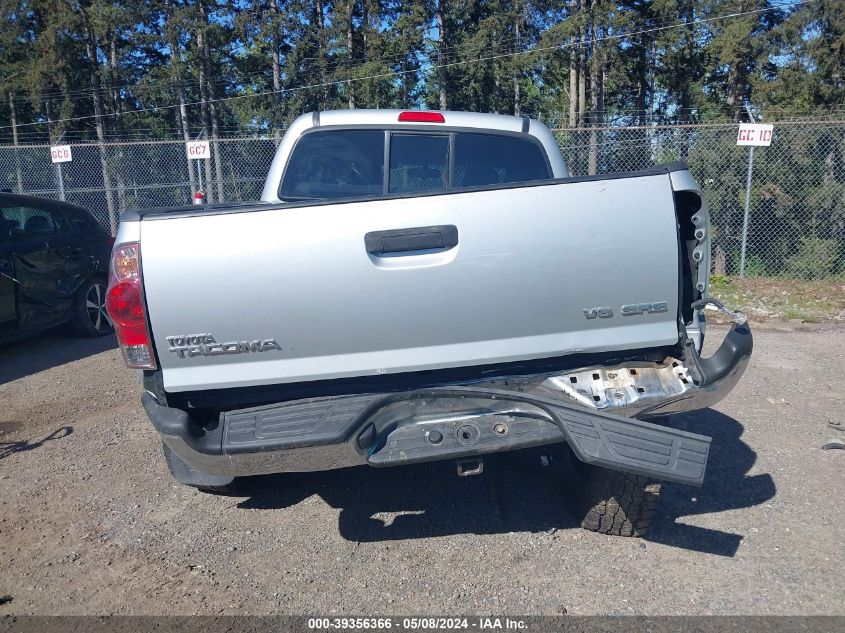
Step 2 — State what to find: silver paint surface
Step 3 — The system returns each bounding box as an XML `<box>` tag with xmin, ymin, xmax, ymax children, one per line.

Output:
<box><xmin>140</xmin><ymin>173</ymin><xmax>681</xmax><ymax>392</ymax></box>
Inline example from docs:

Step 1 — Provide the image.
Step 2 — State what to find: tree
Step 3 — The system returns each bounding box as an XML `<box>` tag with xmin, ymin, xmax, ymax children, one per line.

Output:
<box><xmin>387</xmin><ymin>1</ymin><xmax>429</xmax><ymax>108</ymax></box>
<box><xmin>79</xmin><ymin>1</ymin><xmax>119</xmax><ymax>231</ymax></box>
<box><xmin>0</xmin><ymin>0</ymin><xmax>842</xmax><ymax>144</ymax></box>
<box><xmin>700</xmin><ymin>0</ymin><xmax>785</xmax><ymax>120</ymax></box>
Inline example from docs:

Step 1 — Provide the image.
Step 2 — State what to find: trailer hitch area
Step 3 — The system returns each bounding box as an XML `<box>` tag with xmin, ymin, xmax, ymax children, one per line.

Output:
<box><xmin>456</xmin><ymin>457</ymin><xmax>484</xmax><ymax>477</ymax></box>
<box><xmin>365</xmin><ymin>387</ymin><xmax>712</xmax><ymax>486</ymax></box>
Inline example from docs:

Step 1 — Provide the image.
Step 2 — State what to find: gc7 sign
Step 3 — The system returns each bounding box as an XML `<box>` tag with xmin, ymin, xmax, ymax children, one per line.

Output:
<box><xmin>186</xmin><ymin>141</ymin><xmax>210</xmax><ymax>160</ymax></box>
<box><xmin>736</xmin><ymin>123</ymin><xmax>774</xmax><ymax>147</ymax></box>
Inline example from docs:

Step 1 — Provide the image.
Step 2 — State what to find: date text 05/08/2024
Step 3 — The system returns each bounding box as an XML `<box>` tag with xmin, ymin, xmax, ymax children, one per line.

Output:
<box><xmin>307</xmin><ymin>618</ymin><xmax>528</xmax><ymax>631</ymax></box>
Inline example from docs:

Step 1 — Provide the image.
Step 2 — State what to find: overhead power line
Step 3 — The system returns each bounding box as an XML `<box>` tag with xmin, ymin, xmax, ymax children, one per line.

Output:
<box><xmin>18</xmin><ymin>0</ymin><xmax>799</xmax><ymax>107</ymax></box>
<box><xmin>4</xmin><ymin>1</ymin><xmax>803</xmax><ymax>118</ymax></box>
<box><xmin>0</xmin><ymin>1</ymin><xmax>807</xmax><ymax>132</ymax></box>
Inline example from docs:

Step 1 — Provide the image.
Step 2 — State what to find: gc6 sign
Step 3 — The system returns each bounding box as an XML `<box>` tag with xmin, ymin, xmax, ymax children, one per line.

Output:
<box><xmin>50</xmin><ymin>145</ymin><xmax>73</xmax><ymax>163</ymax></box>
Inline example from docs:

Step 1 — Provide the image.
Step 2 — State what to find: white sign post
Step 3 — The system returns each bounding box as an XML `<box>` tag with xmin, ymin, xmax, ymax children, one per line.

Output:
<box><xmin>736</xmin><ymin>123</ymin><xmax>775</xmax><ymax>277</ymax></box>
<box><xmin>185</xmin><ymin>141</ymin><xmax>210</xmax><ymax>160</ymax></box>
<box><xmin>186</xmin><ymin>141</ymin><xmax>210</xmax><ymax>196</ymax></box>
<box><xmin>49</xmin><ymin>145</ymin><xmax>72</xmax><ymax>201</ymax></box>
<box><xmin>50</xmin><ymin>145</ymin><xmax>73</xmax><ymax>163</ymax></box>
<box><xmin>736</xmin><ymin>123</ymin><xmax>774</xmax><ymax>147</ymax></box>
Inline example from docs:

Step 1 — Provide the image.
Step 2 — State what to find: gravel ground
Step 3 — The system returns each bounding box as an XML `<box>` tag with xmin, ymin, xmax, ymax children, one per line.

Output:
<box><xmin>0</xmin><ymin>324</ymin><xmax>843</xmax><ymax>615</ymax></box>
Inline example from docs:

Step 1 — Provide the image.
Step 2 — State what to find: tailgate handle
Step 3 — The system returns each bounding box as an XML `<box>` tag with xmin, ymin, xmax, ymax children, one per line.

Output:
<box><xmin>365</xmin><ymin>225</ymin><xmax>458</xmax><ymax>255</ymax></box>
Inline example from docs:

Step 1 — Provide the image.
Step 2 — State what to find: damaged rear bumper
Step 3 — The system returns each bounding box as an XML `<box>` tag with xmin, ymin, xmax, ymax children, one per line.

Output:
<box><xmin>143</xmin><ymin>322</ymin><xmax>752</xmax><ymax>487</ymax></box>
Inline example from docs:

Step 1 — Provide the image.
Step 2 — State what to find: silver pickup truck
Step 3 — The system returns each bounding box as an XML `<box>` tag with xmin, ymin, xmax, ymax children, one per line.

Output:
<box><xmin>107</xmin><ymin>110</ymin><xmax>752</xmax><ymax>536</ymax></box>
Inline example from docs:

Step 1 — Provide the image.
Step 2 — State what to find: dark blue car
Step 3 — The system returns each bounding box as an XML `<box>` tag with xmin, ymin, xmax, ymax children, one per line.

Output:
<box><xmin>0</xmin><ymin>193</ymin><xmax>114</xmax><ymax>343</ymax></box>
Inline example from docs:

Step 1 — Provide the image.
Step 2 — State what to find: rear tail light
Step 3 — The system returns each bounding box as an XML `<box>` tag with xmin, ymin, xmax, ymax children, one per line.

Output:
<box><xmin>398</xmin><ymin>111</ymin><xmax>445</xmax><ymax>123</ymax></box>
<box><xmin>105</xmin><ymin>242</ymin><xmax>157</xmax><ymax>369</ymax></box>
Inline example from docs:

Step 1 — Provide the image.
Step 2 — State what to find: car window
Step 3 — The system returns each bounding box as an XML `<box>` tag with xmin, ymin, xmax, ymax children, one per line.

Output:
<box><xmin>280</xmin><ymin>130</ymin><xmax>384</xmax><ymax>200</ymax></box>
<box><xmin>51</xmin><ymin>210</ymin><xmax>74</xmax><ymax>235</ymax></box>
<box><xmin>60</xmin><ymin>207</ymin><xmax>99</xmax><ymax>234</ymax></box>
<box><xmin>388</xmin><ymin>135</ymin><xmax>449</xmax><ymax>194</ymax></box>
<box><xmin>453</xmin><ymin>133</ymin><xmax>551</xmax><ymax>187</ymax></box>
<box><xmin>0</xmin><ymin>206</ymin><xmax>56</xmax><ymax>244</ymax></box>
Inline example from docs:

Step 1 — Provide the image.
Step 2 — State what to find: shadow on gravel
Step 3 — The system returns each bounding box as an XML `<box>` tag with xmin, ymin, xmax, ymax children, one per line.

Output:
<box><xmin>646</xmin><ymin>408</ymin><xmax>776</xmax><ymax>557</ymax></box>
<box><xmin>236</xmin><ymin>408</ymin><xmax>774</xmax><ymax>554</ymax></box>
<box><xmin>238</xmin><ymin>447</ymin><xmax>579</xmax><ymax>539</ymax></box>
<box><xmin>0</xmin><ymin>331</ymin><xmax>116</xmax><ymax>385</ymax></box>
<box><xmin>0</xmin><ymin>425</ymin><xmax>73</xmax><ymax>460</ymax></box>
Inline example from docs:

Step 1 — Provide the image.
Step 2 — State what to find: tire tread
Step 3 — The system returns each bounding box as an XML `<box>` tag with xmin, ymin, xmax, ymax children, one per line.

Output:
<box><xmin>579</xmin><ymin>469</ymin><xmax>661</xmax><ymax>537</ymax></box>
<box><xmin>550</xmin><ymin>445</ymin><xmax>661</xmax><ymax>537</ymax></box>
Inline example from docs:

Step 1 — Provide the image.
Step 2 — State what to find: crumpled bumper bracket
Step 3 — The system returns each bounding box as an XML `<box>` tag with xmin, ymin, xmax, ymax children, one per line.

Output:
<box><xmin>364</xmin><ymin>386</ymin><xmax>712</xmax><ymax>486</ymax></box>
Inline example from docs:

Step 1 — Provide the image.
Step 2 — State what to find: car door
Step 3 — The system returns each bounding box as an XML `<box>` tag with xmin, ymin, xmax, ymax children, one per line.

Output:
<box><xmin>1</xmin><ymin>205</ymin><xmax>69</xmax><ymax>331</ymax></box>
<box><xmin>50</xmin><ymin>206</ymin><xmax>105</xmax><ymax>294</ymax></box>
<box><xmin>54</xmin><ymin>205</ymin><xmax>109</xmax><ymax>278</ymax></box>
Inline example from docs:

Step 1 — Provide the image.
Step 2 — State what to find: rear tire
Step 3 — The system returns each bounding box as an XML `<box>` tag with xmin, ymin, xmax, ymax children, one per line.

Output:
<box><xmin>550</xmin><ymin>445</ymin><xmax>661</xmax><ymax>537</ymax></box>
<box><xmin>70</xmin><ymin>276</ymin><xmax>114</xmax><ymax>337</ymax></box>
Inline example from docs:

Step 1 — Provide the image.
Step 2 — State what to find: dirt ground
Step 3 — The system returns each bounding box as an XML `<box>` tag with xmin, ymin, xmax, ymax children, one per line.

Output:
<box><xmin>1</xmin><ymin>324</ymin><xmax>843</xmax><ymax>615</ymax></box>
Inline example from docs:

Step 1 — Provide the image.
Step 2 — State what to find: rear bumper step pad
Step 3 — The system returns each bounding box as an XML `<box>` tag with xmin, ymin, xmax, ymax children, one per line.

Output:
<box><xmin>146</xmin><ymin>386</ymin><xmax>710</xmax><ymax>485</ymax></box>
<box><xmin>206</xmin><ymin>386</ymin><xmax>711</xmax><ymax>485</ymax></box>
<box><xmin>362</xmin><ymin>388</ymin><xmax>710</xmax><ymax>486</ymax></box>
<box><xmin>535</xmin><ymin>393</ymin><xmax>709</xmax><ymax>486</ymax></box>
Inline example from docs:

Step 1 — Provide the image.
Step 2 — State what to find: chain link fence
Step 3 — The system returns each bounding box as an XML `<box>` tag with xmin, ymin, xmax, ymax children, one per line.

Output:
<box><xmin>1</xmin><ymin>121</ymin><xmax>843</xmax><ymax>280</ymax></box>
<box><xmin>555</xmin><ymin>121</ymin><xmax>845</xmax><ymax>281</ymax></box>
<box><xmin>0</xmin><ymin>138</ymin><xmax>279</xmax><ymax>235</ymax></box>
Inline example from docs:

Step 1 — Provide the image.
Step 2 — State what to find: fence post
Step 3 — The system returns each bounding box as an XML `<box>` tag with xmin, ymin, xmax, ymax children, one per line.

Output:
<box><xmin>52</xmin><ymin>131</ymin><xmax>67</xmax><ymax>201</ymax></box>
<box><xmin>8</xmin><ymin>93</ymin><xmax>24</xmax><ymax>194</ymax></box>
<box><xmin>739</xmin><ymin>145</ymin><xmax>755</xmax><ymax>277</ymax></box>
<box><xmin>56</xmin><ymin>162</ymin><xmax>66</xmax><ymax>202</ymax></box>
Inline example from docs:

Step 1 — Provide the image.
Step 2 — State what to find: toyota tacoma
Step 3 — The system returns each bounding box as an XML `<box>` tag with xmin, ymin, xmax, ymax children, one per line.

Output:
<box><xmin>106</xmin><ymin>110</ymin><xmax>752</xmax><ymax>536</ymax></box>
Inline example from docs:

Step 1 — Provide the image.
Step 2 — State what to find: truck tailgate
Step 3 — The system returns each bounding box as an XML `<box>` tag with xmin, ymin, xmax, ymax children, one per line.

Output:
<box><xmin>141</xmin><ymin>174</ymin><xmax>681</xmax><ymax>392</ymax></box>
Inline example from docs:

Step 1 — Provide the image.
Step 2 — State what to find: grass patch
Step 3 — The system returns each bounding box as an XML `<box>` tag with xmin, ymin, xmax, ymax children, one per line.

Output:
<box><xmin>781</xmin><ymin>310</ymin><xmax>823</xmax><ymax>323</ymax></box>
<box><xmin>708</xmin><ymin>277</ymin><xmax>845</xmax><ymax>322</ymax></box>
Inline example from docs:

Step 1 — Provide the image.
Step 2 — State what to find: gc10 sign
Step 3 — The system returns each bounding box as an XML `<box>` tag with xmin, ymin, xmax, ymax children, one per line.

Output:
<box><xmin>736</xmin><ymin>123</ymin><xmax>774</xmax><ymax>147</ymax></box>
<box><xmin>50</xmin><ymin>145</ymin><xmax>73</xmax><ymax>163</ymax></box>
<box><xmin>186</xmin><ymin>140</ymin><xmax>210</xmax><ymax>159</ymax></box>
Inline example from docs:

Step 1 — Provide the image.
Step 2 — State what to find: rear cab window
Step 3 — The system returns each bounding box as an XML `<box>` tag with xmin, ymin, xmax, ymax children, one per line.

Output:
<box><xmin>453</xmin><ymin>133</ymin><xmax>552</xmax><ymax>187</ymax></box>
<box><xmin>279</xmin><ymin>128</ymin><xmax>551</xmax><ymax>201</ymax></box>
<box><xmin>389</xmin><ymin>135</ymin><xmax>449</xmax><ymax>194</ymax></box>
<box><xmin>279</xmin><ymin>130</ymin><xmax>384</xmax><ymax>200</ymax></box>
